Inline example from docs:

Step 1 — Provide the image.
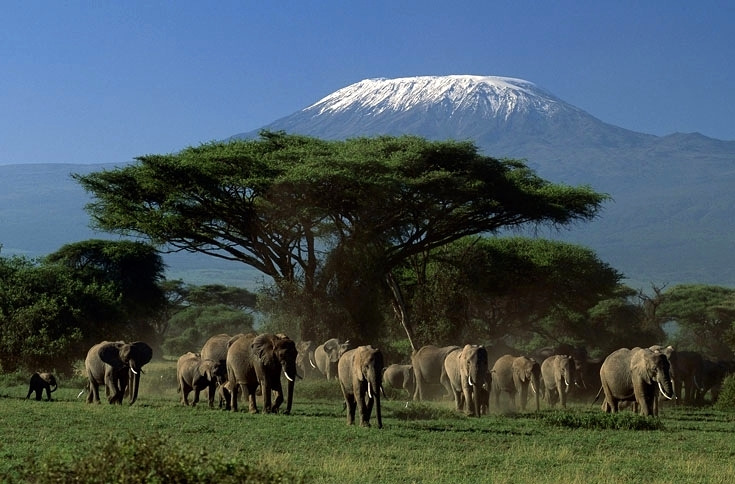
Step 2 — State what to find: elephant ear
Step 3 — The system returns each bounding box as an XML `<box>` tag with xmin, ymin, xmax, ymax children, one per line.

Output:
<box><xmin>324</xmin><ymin>338</ymin><xmax>338</xmax><ymax>353</ymax></box>
<box><xmin>252</xmin><ymin>334</ymin><xmax>276</xmax><ymax>365</ymax></box>
<box><xmin>99</xmin><ymin>342</ymin><xmax>125</xmax><ymax>368</ymax></box>
<box><xmin>122</xmin><ymin>341</ymin><xmax>153</xmax><ymax>367</ymax></box>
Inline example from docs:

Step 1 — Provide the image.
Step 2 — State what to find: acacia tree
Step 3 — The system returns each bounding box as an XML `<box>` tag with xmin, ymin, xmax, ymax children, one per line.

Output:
<box><xmin>74</xmin><ymin>132</ymin><xmax>607</xmax><ymax>346</ymax></box>
<box><xmin>401</xmin><ymin>236</ymin><xmax>623</xmax><ymax>347</ymax></box>
<box><xmin>657</xmin><ymin>284</ymin><xmax>735</xmax><ymax>358</ymax></box>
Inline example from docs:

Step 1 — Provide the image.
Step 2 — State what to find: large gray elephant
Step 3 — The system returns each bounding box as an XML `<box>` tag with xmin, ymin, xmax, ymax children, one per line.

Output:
<box><xmin>314</xmin><ymin>338</ymin><xmax>350</xmax><ymax>380</ymax></box>
<box><xmin>201</xmin><ymin>333</ymin><xmax>233</xmax><ymax>383</ymax></box>
<box><xmin>411</xmin><ymin>344</ymin><xmax>461</xmax><ymax>401</ymax></box>
<box><xmin>672</xmin><ymin>350</ymin><xmax>704</xmax><ymax>403</ymax></box>
<box><xmin>540</xmin><ymin>355</ymin><xmax>575</xmax><ymax>408</ymax></box>
<box><xmin>383</xmin><ymin>364</ymin><xmax>415</xmax><ymax>397</ymax></box>
<box><xmin>338</xmin><ymin>345</ymin><xmax>384</xmax><ymax>428</ymax></box>
<box><xmin>444</xmin><ymin>345</ymin><xmax>489</xmax><ymax>416</ymax></box>
<box><xmin>26</xmin><ymin>372</ymin><xmax>57</xmax><ymax>401</ymax></box>
<box><xmin>176</xmin><ymin>352</ymin><xmax>220</xmax><ymax>407</ymax></box>
<box><xmin>226</xmin><ymin>333</ymin><xmax>298</xmax><ymax>414</ymax></box>
<box><xmin>491</xmin><ymin>354</ymin><xmax>541</xmax><ymax>411</ymax></box>
<box><xmin>696</xmin><ymin>358</ymin><xmax>734</xmax><ymax>403</ymax></box>
<box><xmin>85</xmin><ymin>341</ymin><xmax>153</xmax><ymax>405</ymax></box>
<box><xmin>599</xmin><ymin>347</ymin><xmax>674</xmax><ymax>416</ymax></box>
<box><xmin>296</xmin><ymin>340</ymin><xmax>319</xmax><ymax>379</ymax></box>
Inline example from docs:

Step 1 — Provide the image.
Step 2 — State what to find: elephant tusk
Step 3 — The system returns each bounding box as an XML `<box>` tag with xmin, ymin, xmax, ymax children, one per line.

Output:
<box><xmin>564</xmin><ymin>378</ymin><xmax>570</xmax><ymax>388</ymax></box>
<box><xmin>77</xmin><ymin>389</ymin><xmax>85</xmax><ymax>399</ymax></box>
<box><xmin>468</xmin><ymin>375</ymin><xmax>474</xmax><ymax>387</ymax></box>
<box><xmin>283</xmin><ymin>370</ymin><xmax>294</xmax><ymax>382</ymax></box>
<box><xmin>309</xmin><ymin>356</ymin><xmax>317</xmax><ymax>369</ymax></box>
<box><xmin>368</xmin><ymin>382</ymin><xmax>374</xmax><ymax>399</ymax></box>
<box><xmin>658</xmin><ymin>381</ymin><xmax>674</xmax><ymax>400</ymax></box>
<box><xmin>130</xmin><ymin>365</ymin><xmax>138</xmax><ymax>375</ymax></box>
<box><xmin>531</xmin><ymin>382</ymin><xmax>537</xmax><ymax>394</ymax></box>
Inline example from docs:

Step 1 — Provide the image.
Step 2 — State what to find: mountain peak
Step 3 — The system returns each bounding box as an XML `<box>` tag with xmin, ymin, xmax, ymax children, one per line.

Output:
<box><xmin>304</xmin><ymin>75</ymin><xmax>572</xmax><ymax>121</ymax></box>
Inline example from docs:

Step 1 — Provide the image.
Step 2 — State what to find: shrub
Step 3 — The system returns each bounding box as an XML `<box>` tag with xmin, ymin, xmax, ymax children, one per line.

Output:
<box><xmin>541</xmin><ymin>410</ymin><xmax>665</xmax><ymax>430</ymax></box>
<box><xmin>713</xmin><ymin>374</ymin><xmax>735</xmax><ymax>411</ymax></box>
<box><xmin>29</xmin><ymin>433</ymin><xmax>305</xmax><ymax>483</ymax></box>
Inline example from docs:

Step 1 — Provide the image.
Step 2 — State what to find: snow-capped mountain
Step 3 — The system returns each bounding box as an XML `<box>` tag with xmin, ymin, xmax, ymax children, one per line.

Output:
<box><xmin>231</xmin><ymin>74</ymin><xmax>735</xmax><ymax>287</ymax></box>
<box><xmin>306</xmin><ymin>76</ymin><xmax>571</xmax><ymax>120</ymax></box>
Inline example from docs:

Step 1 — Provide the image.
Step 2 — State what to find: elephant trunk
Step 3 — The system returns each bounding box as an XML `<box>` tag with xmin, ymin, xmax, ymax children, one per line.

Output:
<box><xmin>50</xmin><ymin>383</ymin><xmax>58</xmax><ymax>393</ymax></box>
<box><xmin>375</xmin><ymin>390</ymin><xmax>382</xmax><ymax>429</ymax></box>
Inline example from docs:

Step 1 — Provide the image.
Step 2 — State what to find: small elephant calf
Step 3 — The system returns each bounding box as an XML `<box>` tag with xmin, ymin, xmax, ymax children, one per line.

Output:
<box><xmin>26</xmin><ymin>372</ymin><xmax>58</xmax><ymax>401</ymax></box>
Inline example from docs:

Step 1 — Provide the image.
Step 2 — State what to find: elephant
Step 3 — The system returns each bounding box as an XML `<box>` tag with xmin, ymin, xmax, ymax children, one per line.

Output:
<box><xmin>383</xmin><ymin>364</ymin><xmax>415</xmax><ymax>398</ymax></box>
<box><xmin>599</xmin><ymin>347</ymin><xmax>674</xmax><ymax>416</ymax></box>
<box><xmin>672</xmin><ymin>350</ymin><xmax>704</xmax><ymax>404</ymax></box>
<box><xmin>85</xmin><ymin>341</ymin><xmax>153</xmax><ymax>405</ymax></box>
<box><xmin>491</xmin><ymin>354</ymin><xmax>541</xmax><ymax>412</ymax></box>
<box><xmin>411</xmin><ymin>344</ymin><xmax>461</xmax><ymax>401</ymax></box>
<box><xmin>338</xmin><ymin>345</ymin><xmax>384</xmax><ymax>428</ymax></box>
<box><xmin>314</xmin><ymin>338</ymin><xmax>351</xmax><ymax>380</ymax></box>
<box><xmin>26</xmin><ymin>372</ymin><xmax>57</xmax><ymax>401</ymax></box>
<box><xmin>540</xmin><ymin>355</ymin><xmax>576</xmax><ymax>408</ymax></box>
<box><xmin>217</xmin><ymin>380</ymin><xmax>234</xmax><ymax>409</ymax></box>
<box><xmin>443</xmin><ymin>345</ymin><xmax>489</xmax><ymax>416</ymax></box>
<box><xmin>696</xmin><ymin>358</ymin><xmax>734</xmax><ymax>403</ymax></box>
<box><xmin>296</xmin><ymin>340</ymin><xmax>319</xmax><ymax>379</ymax></box>
<box><xmin>201</xmin><ymin>333</ymin><xmax>233</xmax><ymax>384</ymax></box>
<box><xmin>176</xmin><ymin>352</ymin><xmax>221</xmax><ymax>407</ymax></box>
<box><xmin>226</xmin><ymin>333</ymin><xmax>298</xmax><ymax>414</ymax></box>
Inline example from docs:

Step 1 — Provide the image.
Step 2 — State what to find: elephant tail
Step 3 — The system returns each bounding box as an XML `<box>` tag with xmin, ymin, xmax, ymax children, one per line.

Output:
<box><xmin>591</xmin><ymin>386</ymin><xmax>603</xmax><ymax>406</ymax></box>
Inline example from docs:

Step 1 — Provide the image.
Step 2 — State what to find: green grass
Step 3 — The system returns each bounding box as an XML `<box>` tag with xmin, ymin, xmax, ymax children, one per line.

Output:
<box><xmin>2</xmin><ymin>362</ymin><xmax>735</xmax><ymax>483</ymax></box>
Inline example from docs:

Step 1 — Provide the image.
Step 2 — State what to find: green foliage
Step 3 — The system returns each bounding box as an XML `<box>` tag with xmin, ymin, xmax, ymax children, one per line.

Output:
<box><xmin>74</xmin><ymin>132</ymin><xmax>608</xmax><ymax>342</ymax></box>
<box><xmin>658</xmin><ymin>284</ymin><xmax>735</xmax><ymax>357</ymax></box>
<box><xmin>713</xmin><ymin>374</ymin><xmax>735</xmax><ymax>410</ymax></box>
<box><xmin>392</xmin><ymin>402</ymin><xmax>464</xmax><ymax>421</ymax></box>
<box><xmin>403</xmin><ymin>236</ymin><xmax>623</xmax><ymax>346</ymax></box>
<box><xmin>31</xmin><ymin>433</ymin><xmax>304</xmax><ymax>484</ymax></box>
<box><xmin>0</xmin><ymin>241</ymin><xmax>167</xmax><ymax>375</ymax></box>
<box><xmin>541</xmin><ymin>411</ymin><xmax>665</xmax><ymax>430</ymax></box>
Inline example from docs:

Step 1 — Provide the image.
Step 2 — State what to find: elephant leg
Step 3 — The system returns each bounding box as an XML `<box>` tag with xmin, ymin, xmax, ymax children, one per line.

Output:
<box><xmin>247</xmin><ymin>385</ymin><xmax>259</xmax><ymax>414</ymax></box>
<box><xmin>360</xmin><ymin>392</ymin><xmax>373</xmax><ymax>427</ymax></box>
<box><xmin>345</xmin><ymin>394</ymin><xmax>357</xmax><ymax>426</ymax></box>
<box><xmin>192</xmin><ymin>388</ymin><xmax>201</xmax><ymax>407</ymax></box>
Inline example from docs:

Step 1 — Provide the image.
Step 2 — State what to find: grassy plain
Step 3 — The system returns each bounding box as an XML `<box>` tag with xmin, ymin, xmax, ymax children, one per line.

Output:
<box><xmin>1</xmin><ymin>360</ymin><xmax>734</xmax><ymax>483</ymax></box>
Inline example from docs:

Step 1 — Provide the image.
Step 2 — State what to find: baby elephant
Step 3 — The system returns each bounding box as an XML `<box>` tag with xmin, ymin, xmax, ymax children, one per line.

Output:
<box><xmin>176</xmin><ymin>352</ymin><xmax>221</xmax><ymax>407</ymax></box>
<box><xmin>26</xmin><ymin>372</ymin><xmax>58</xmax><ymax>401</ymax></box>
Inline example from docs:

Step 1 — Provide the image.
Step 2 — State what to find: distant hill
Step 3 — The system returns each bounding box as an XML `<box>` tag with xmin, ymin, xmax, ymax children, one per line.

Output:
<box><xmin>2</xmin><ymin>75</ymin><xmax>734</xmax><ymax>289</ymax></box>
<box><xmin>231</xmin><ymin>75</ymin><xmax>735</xmax><ymax>288</ymax></box>
<box><xmin>0</xmin><ymin>163</ymin><xmax>260</xmax><ymax>289</ymax></box>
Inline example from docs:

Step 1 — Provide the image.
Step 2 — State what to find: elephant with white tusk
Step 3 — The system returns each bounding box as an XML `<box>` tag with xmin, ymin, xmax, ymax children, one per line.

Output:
<box><xmin>338</xmin><ymin>345</ymin><xmax>384</xmax><ymax>428</ymax></box>
<box><xmin>296</xmin><ymin>340</ymin><xmax>319</xmax><ymax>379</ymax></box>
<box><xmin>443</xmin><ymin>345</ymin><xmax>489</xmax><ymax>417</ymax></box>
<box><xmin>491</xmin><ymin>354</ymin><xmax>541</xmax><ymax>412</ymax></box>
<box><xmin>599</xmin><ymin>347</ymin><xmax>675</xmax><ymax>416</ymax></box>
<box><xmin>226</xmin><ymin>333</ymin><xmax>298</xmax><ymax>414</ymax></box>
<box><xmin>541</xmin><ymin>355</ymin><xmax>576</xmax><ymax>408</ymax></box>
<box><xmin>84</xmin><ymin>341</ymin><xmax>153</xmax><ymax>405</ymax></box>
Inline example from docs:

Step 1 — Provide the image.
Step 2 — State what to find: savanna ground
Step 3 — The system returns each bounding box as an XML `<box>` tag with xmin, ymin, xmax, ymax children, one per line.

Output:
<box><xmin>1</xmin><ymin>360</ymin><xmax>734</xmax><ymax>483</ymax></box>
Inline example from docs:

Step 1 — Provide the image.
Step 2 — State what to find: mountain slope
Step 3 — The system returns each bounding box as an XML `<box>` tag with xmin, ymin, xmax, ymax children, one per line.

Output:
<box><xmin>232</xmin><ymin>75</ymin><xmax>735</xmax><ymax>287</ymax></box>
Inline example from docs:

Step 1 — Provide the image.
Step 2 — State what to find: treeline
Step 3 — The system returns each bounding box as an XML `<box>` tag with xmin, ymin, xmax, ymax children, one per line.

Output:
<box><xmin>2</xmin><ymin>132</ymin><xmax>734</xmax><ymax>373</ymax></box>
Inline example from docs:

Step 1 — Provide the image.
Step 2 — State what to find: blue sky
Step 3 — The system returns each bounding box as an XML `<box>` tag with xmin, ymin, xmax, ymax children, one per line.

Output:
<box><xmin>2</xmin><ymin>1</ymin><xmax>733</xmax><ymax>165</ymax></box>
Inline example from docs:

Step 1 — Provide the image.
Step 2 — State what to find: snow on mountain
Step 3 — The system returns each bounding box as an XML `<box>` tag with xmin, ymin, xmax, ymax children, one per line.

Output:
<box><xmin>304</xmin><ymin>75</ymin><xmax>577</xmax><ymax>121</ymax></box>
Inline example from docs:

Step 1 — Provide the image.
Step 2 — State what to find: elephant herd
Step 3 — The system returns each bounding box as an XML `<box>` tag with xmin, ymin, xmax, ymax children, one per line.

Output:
<box><xmin>26</xmin><ymin>335</ymin><xmax>731</xmax><ymax>425</ymax></box>
<box><xmin>384</xmin><ymin>342</ymin><xmax>733</xmax><ymax>418</ymax></box>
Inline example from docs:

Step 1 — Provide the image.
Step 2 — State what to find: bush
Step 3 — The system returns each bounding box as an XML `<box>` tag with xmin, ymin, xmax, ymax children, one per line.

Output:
<box><xmin>713</xmin><ymin>374</ymin><xmax>735</xmax><ymax>411</ymax></box>
<box><xmin>29</xmin><ymin>433</ymin><xmax>305</xmax><ymax>483</ymax></box>
<box><xmin>541</xmin><ymin>410</ymin><xmax>665</xmax><ymax>430</ymax></box>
